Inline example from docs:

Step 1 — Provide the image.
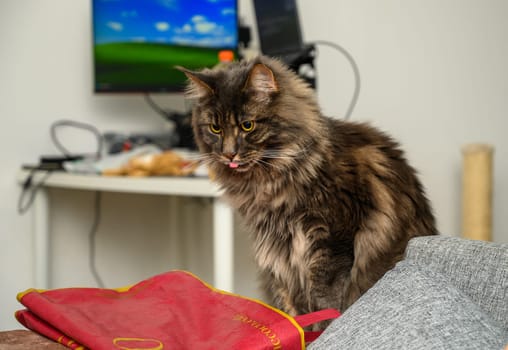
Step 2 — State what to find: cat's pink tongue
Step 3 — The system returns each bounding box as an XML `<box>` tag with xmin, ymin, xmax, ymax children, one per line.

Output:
<box><xmin>229</xmin><ymin>162</ymin><xmax>239</xmax><ymax>169</ymax></box>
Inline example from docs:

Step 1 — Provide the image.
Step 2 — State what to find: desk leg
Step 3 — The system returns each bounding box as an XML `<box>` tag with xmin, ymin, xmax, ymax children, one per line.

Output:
<box><xmin>212</xmin><ymin>198</ymin><xmax>234</xmax><ymax>292</ymax></box>
<box><xmin>33</xmin><ymin>187</ymin><xmax>50</xmax><ymax>289</ymax></box>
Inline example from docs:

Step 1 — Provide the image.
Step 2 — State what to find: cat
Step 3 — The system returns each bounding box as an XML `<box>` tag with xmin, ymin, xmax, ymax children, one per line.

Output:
<box><xmin>177</xmin><ymin>56</ymin><xmax>437</xmax><ymax>320</ymax></box>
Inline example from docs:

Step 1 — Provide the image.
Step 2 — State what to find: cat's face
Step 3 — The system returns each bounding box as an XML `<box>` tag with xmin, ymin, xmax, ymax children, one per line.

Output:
<box><xmin>191</xmin><ymin>103</ymin><xmax>279</xmax><ymax>172</ymax></box>
<box><xmin>179</xmin><ymin>58</ymin><xmax>322</xmax><ymax>175</ymax></box>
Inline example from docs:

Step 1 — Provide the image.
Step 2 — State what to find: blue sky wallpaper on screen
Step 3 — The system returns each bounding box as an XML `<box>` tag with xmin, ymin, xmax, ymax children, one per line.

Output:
<box><xmin>93</xmin><ymin>0</ymin><xmax>237</xmax><ymax>48</ymax></box>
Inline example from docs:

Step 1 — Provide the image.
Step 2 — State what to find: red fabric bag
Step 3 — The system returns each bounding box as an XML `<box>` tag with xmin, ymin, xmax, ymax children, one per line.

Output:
<box><xmin>16</xmin><ymin>270</ymin><xmax>340</xmax><ymax>350</ymax></box>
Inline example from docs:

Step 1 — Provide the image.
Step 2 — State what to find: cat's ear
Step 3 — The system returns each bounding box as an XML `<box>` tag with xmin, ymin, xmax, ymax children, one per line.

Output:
<box><xmin>175</xmin><ymin>66</ymin><xmax>214</xmax><ymax>99</ymax></box>
<box><xmin>244</xmin><ymin>63</ymin><xmax>278</xmax><ymax>102</ymax></box>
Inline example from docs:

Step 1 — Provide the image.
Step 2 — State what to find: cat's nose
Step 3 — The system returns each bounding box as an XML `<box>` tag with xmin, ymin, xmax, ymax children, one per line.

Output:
<box><xmin>223</xmin><ymin>152</ymin><xmax>237</xmax><ymax>161</ymax></box>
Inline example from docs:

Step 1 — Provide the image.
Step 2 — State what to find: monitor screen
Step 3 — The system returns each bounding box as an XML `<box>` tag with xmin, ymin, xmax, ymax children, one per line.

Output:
<box><xmin>92</xmin><ymin>0</ymin><xmax>238</xmax><ymax>93</ymax></box>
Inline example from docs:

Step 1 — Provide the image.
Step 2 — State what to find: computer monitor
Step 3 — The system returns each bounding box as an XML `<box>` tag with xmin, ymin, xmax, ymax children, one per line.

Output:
<box><xmin>92</xmin><ymin>0</ymin><xmax>238</xmax><ymax>93</ymax></box>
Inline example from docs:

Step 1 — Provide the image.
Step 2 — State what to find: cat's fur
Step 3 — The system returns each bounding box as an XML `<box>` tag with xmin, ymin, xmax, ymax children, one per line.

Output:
<box><xmin>178</xmin><ymin>56</ymin><xmax>437</xmax><ymax>318</ymax></box>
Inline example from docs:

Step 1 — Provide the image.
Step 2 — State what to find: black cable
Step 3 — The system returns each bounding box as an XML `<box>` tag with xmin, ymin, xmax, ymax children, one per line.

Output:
<box><xmin>310</xmin><ymin>40</ymin><xmax>361</xmax><ymax>120</ymax></box>
<box><xmin>19</xmin><ymin>173</ymin><xmax>106</xmax><ymax>286</ymax></box>
<box><xmin>18</xmin><ymin>119</ymin><xmax>103</xmax><ymax>215</ymax></box>
<box><xmin>50</xmin><ymin>120</ymin><xmax>105</xmax><ymax>286</ymax></box>
<box><xmin>22</xmin><ymin>119</ymin><xmax>106</xmax><ymax>285</ymax></box>
<box><xmin>50</xmin><ymin>120</ymin><xmax>106</xmax><ymax>287</ymax></box>
<box><xmin>89</xmin><ymin>191</ymin><xmax>105</xmax><ymax>288</ymax></box>
<box><xmin>144</xmin><ymin>94</ymin><xmax>197</xmax><ymax>149</ymax></box>
<box><xmin>144</xmin><ymin>94</ymin><xmax>173</xmax><ymax>121</ymax></box>
<box><xmin>17</xmin><ymin>169</ymin><xmax>53</xmax><ymax>215</ymax></box>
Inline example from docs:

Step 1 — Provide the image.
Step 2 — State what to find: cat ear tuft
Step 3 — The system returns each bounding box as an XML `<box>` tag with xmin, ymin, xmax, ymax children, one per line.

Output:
<box><xmin>245</xmin><ymin>63</ymin><xmax>278</xmax><ymax>98</ymax></box>
<box><xmin>175</xmin><ymin>66</ymin><xmax>214</xmax><ymax>99</ymax></box>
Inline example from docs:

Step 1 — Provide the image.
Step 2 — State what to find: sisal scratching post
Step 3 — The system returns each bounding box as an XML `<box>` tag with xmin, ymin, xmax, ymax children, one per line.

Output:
<box><xmin>461</xmin><ymin>143</ymin><xmax>494</xmax><ymax>241</ymax></box>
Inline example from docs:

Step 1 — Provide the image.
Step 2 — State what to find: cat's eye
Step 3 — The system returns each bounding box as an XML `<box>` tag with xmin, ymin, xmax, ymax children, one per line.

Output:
<box><xmin>241</xmin><ymin>121</ymin><xmax>254</xmax><ymax>132</ymax></box>
<box><xmin>209</xmin><ymin>124</ymin><xmax>222</xmax><ymax>134</ymax></box>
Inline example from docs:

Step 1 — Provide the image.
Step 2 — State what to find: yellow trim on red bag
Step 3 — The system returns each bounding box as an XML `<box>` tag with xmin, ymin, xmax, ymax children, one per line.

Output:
<box><xmin>179</xmin><ymin>270</ymin><xmax>306</xmax><ymax>350</ymax></box>
<box><xmin>112</xmin><ymin>285</ymin><xmax>133</xmax><ymax>293</ymax></box>
<box><xmin>112</xmin><ymin>337</ymin><xmax>164</xmax><ymax>350</ymax></box>
<box><xmin>16</xmin><ymin>288</ymin><xmax>46</xmax><ymax>301</ymax></box>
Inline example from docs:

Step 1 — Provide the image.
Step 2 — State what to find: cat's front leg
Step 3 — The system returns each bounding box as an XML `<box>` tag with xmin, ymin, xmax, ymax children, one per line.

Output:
<box><xmin>259</xmin><ymin>269</ymin><xmax>300</xmax><ymax>316</ymax></box>
<box><xmin>306</xmin><ymin>246</ymin><xmax>354</xmax><ymax>330</ymax></box>
<box><xmin>306</xmin><ymin>236</ymin><xmax>355</xmax><ymax>313</ymax></box>
<box><xmin>349</xmin><ymin>220</ymin><xmax>407</xmax><ymax>301</ymax></box>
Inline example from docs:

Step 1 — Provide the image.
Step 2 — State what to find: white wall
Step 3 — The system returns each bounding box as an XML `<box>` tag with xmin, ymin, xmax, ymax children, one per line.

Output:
<box><xmin>297</xmin><ymin>0</ymin><xmax>508</xmax><ymax>243</ymax></box>
<box><xmin>1</xmin><ymin>0</ymin><xmax>507</xmax><ymax>330</ymax></box>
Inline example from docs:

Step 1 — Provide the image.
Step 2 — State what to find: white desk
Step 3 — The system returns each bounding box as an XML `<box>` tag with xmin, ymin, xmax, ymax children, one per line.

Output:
<box><xmin>17</xmin><ymin>170</ymin><xmax>234</xmax><ymax>292</ymax></box>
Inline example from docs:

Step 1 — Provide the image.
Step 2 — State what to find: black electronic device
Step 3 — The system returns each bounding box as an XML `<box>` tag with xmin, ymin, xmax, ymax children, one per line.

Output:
<box><xmin>92</xmin><ymin>0</ymin><xmax>239</xmax><ymax>93</ymax></box>
<box><xmin>253</xmin><ymin>0</ymin><xmax>303</xmax><ymax>63</ymax></box>
<box><xmin>253</xmin><ymin>0</ymin><xmax>316</xmax><ymax>88</ymax></box>
<box><xmin>22</xmin><ymin>155</ymin><xmax>85</xmax><ymax>171</ymax></box>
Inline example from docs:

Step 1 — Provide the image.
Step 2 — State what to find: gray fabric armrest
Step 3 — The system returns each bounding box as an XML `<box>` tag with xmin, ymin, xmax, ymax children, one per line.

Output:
<box><xmin>309</xmin><ymin>236</ymin><xmax>508</xmax><ymax>350</ymax></box>
<box><xmin>404</xmin><ymin>236</ymin><xmax>508</xmax><ymax>329</ymax></box>
<box><xmin>309</xmin><ymin>259</ymin><xmax>508</xmax><ymax>350</ymax></box>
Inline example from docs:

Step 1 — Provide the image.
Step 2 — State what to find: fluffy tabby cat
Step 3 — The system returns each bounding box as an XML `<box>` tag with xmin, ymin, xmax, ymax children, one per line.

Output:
<box><xmin>178</xmin><ymin>56</ymin><xmax>437</xmax><ymax>319</ymax></box>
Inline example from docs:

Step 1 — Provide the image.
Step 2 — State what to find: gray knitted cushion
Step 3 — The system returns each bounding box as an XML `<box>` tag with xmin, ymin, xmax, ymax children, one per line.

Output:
<box><xmin>404</xmin><ymin>236</ymin><xmax>508</xmax><ymax>329</ymax></box>
<box><xmin>309</xmin><ymin>259</ymin><xmax>508</xmax><ymax>350</ymax></box>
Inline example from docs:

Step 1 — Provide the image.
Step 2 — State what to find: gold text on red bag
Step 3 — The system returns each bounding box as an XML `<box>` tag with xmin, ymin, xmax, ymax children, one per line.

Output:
<box><xmin>233</xmin><ymin>314</ymin><xmax>282</xmax><ymax>349</ymax></box>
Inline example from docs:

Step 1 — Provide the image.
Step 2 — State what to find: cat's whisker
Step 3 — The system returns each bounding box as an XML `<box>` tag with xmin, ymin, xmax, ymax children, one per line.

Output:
<box><xmin>187</xmin><ymin>152</ymin><xmax>221</xmax><ymax>164</ymax></box>
<box><xmin>185</xmin><ymin>153</ymin><xmax>214</xmax><ymax>161</ymax></box>
<box><xmin>262</xmin><ymin>142</ymin><xmax>315</xmax><ymax>161</ymax></box>
<box><xmin>253</xmin><ymin>158</ymin><xmax>277</xmax><ymax>171</ymax></box>
<box><xmin>261</xmin><ymin>153</ymin><xmax>305</xmax><ymax>162</ymax></box>
<box><xmin>258</xmin><ymin>160</ymin><xmax>286</xmax><ymax>173</ymax></box>
<box><xmin>187</xmin><ymin>155</ymin><xmax>217</xmax><ymax>170</ymax></box>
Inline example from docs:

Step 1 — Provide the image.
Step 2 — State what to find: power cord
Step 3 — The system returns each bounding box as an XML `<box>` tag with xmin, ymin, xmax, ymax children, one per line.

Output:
<box><xmin>89</xmin><ymin>191</ymin><xmax>105</xmax><ymax>288</ymax></box>
<box><xmin>51</xmin><ymin>121</ymin><xmax>106</xmax><ymax>287</ymax></box>
<box><xmin>144</xmin><ymin>94</ymin><xmax>172</xmax><ymax>122</ymax></box>
<box><xmin>144</xmin><ymin>94</ymin><xmax>196</xmax><ymax>149</ymax></box>
<box><xmin>50</xmin><ymin>119</ymin><xmax>104</xmax><ymax>159</ymax></box>
<box><xmin>19</xmin><ymin>119</ymin><xmax>107</xmax><ymax>287</ymax></box>
<box><xmin>18</xmin><ymin>120</ymin><xmax>104</xmax><ymax>215</ymax></box>
<box><xmin>309</xmin><ymin>40</ymin><xmax>361</xmax><ymax>120</ymax></box>
<box><xmin>17</xmin><ymin>168</ymin><xmax>53</xmax><ymax>215</ymax></box>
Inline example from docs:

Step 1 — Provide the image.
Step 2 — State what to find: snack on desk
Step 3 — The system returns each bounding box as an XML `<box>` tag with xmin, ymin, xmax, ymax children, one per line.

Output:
<box><xmin>102</xmin><ymin>150</ymin><xmax>198</xmax><ymax>177</ymax></box>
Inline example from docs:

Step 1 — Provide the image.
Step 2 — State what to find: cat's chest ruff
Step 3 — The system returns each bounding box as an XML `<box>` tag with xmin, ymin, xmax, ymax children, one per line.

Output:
<box><xmin>225</xmin><ymin>176</ymin><xmax>295</xmax><ymax>211</ymax></box>
<box><xmin>255</xmin><ymin>223</ymin><xmax>310</xmax><ymax>290</ymax></box>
